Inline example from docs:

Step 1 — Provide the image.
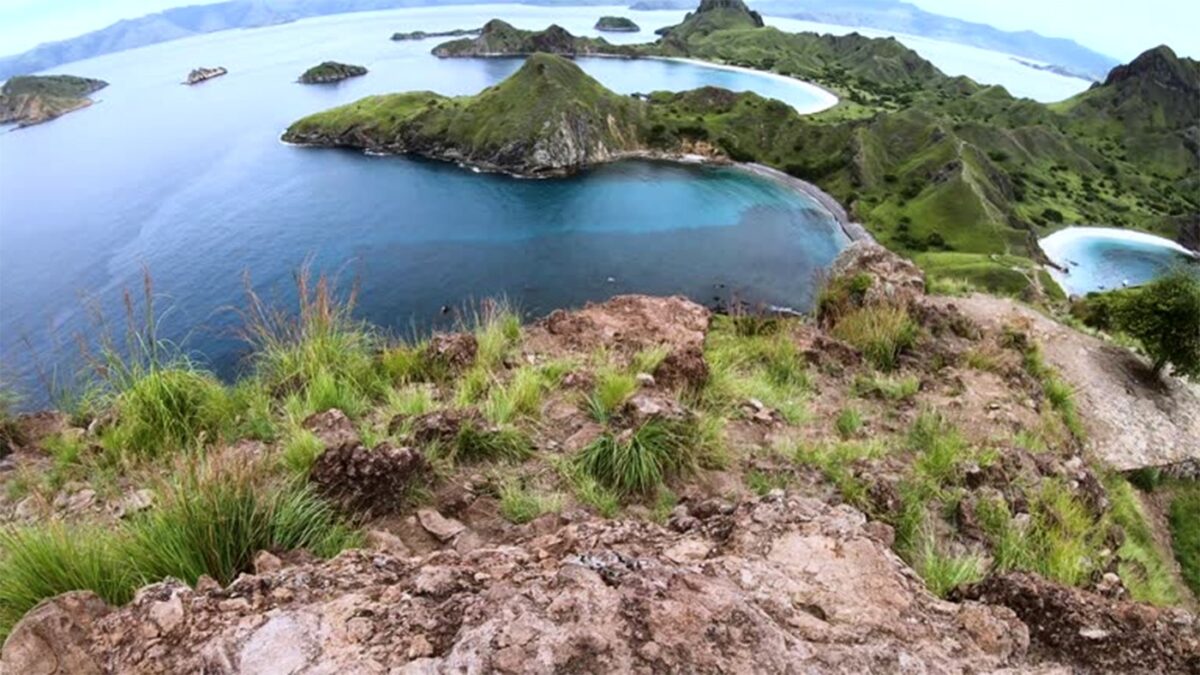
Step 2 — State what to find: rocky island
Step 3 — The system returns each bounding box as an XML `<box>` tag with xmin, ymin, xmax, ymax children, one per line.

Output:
<box><xmin>432</xmin><ymin>19</ymin><xmax>634</xmax><ymax>58</ymax></box>
<box><xmin>595</xmin><ymin>16</ymin><xmax>641</xmax><ymax>32</ymax></box>
<box><xmin>184</xmin><ymin>66</ymin><xmax>227</xmax><ymax>85</ymax></box>
<box><xmin>391</xmin><ymin>27</ymin><xmax>480</xmax><ymax>41</ymax></box>
<box><xmin>298</xmin><ymin>61</ymin><xmax>367</xmax><ymax>84</ymax></box>
<box><xmin>0</xmin><ymin>74</ymin><xmax>107</xmax><ymax>127</ymax></box>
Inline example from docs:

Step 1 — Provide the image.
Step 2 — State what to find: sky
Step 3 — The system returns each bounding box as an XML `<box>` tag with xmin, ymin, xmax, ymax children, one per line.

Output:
<box><xmin>0</xmin><ymin>0</ymin><xmax>1197</xmax><ymax>61</ymax></box>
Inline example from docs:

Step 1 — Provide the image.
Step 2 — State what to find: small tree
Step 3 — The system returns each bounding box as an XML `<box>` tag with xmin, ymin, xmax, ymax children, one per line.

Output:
<box><xmin>1113</xmin><ymin>269</ymin><xmax>1200</xmax><ymax>378</ymax></box>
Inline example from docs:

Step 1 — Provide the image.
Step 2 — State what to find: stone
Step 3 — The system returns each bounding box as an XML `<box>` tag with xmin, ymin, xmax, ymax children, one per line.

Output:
<box><xmin>254</xmin><ymin>551</ymin><xmax>284</xmax><ymax>575</ymax></box>
<box><xmin>302</xmin><ymin>409</ymin><xmax>359</xmax><ymax>452</ymax></box>
<box><xmin>0</xmin><ymin>591</ymin><xmax>109</xmax><ymax>674</ymax></box>
<box><xmin>310</xmin><ymin>441</ymin><xmax>425</xmax><ymax>515</ymax></box>
<box><xmin>417</xmin><ymin>509</ymin><xmax>466</xmax><ymax>542</ymax></box>
<box><xmin>652</xmin><ymin>345</ymin><xmax>710</xmax><ymax>392</ymax></box>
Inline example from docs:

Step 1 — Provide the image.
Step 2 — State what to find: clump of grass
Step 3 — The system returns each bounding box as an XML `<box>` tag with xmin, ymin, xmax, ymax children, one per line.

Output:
<box><xmin>746</xmin><ymin>469</ymin><xmax>790</xmax><ymax>496</ymax></box>
<box><xmin>124</xmin><ymin>458</ymin><xmax>361</xmax><ymax>586</ymax></box>
<box><xmin>577</xmin><ymin>420</ymin><xmax>699</xmax><ymax>497</ymax></box>
<box><xmin>817</xmin><ymin>272</ymin><xmax>873</xmax><ymax>323</ymax></box>
<box><xmin>703</xmin><ymin>316</ymin><xmax>810</xmax><ymax>423</ymax></box>
<box><xmin>912</xmin><ymin>530</ymin><xmax>984</xmax><ymax>597</ymax></box>
<box><xmin>908</xmin><ymin>410</ymin><xmax>970</xmax><ymax>485</ymax></box>
<box><xmin>0</xmin><ymin>457</ymin><xmax>359</xmax><ymax>640</ymax></box>
<box><xmin>963</xmin><ymin>346</ymin><xmax>1002</xmax><ymax>373</ymax></box>
<box><xmin>587</xmin><ymin>367</ymin><xmax>638</xmax><ymax>423</ymax></box>
<box><xmin>453</xmin><ymin>366</ymin><xmax>491</xmax><ymax>407</ymax></box>
<box><xmin>630</xmin><ymin>346</ymin><xmax>670</xmax><ymax>375</ymax></box>
<box><xmin>0</xmin><ymin>524</ymin><xmax>132</xmax><ymax>641</ymax></box>
<box><xmin>926</xmin><ymin>276</ymin><xmax>978</xmax><ymax>297</ymax></box>
<box><xmin>1105</xmin><ymin>476</ymin><xmax>1180</xmax><ymax>606</ymax></box>
<box><xmin>470</xmin><ymin>299</ymin><xmax>521</xmax><ymax>371</ymax></box>
<box><xmin>446</xmin><ymin>421</ymin><xmax>532</xmax><ymax>464</ymax></box>
<box><xmin>835</xmin><ymin>407</ymin><xmax>863</xmax><ymax>439</ymax></box>
<box><xmin>831</xmin><ymin>305</ymin><xmax>918</xmax><ymax>371</ymax></box>
<box><xmin>103</xmin><ymin>366</ymin><xmax>234</xmax><ymax>459</ymax></box>
<box><xmin>498</xmin><ymin>481</ymin><xmax>562</xmax><ymax>524</ymax></box>
<box><xmin>1168</xmin><ymin>480</ymin><xmax>1200</xmax><ymax>596</ymax></box>
<box><xmin>484</xmin><ymin>366</ymin><xmax>548</xmax><ymax>425</ymax></box>
<box><xmin>791</xmin><ymin>439</ymin><xmax>885</xmax><ymax>511</ymax></box>
<box><xmin>241</xmin><ymin>266</ymin><xmax>385</xmax><ymax>417</ymax></box>
<box><xmin>853</xmin><ymin>373</ymin><xmax>920</xmax><ymax>401</ymax></box>
<box><xmin>557</xmin><ymin>459</ymin><xmax>621</xmax><ymax>518</ymax></box>
<box><xmin>228</xmin><ymin>380</ymin><xmax>277</xmax><ymax>442</ymax></box>
<box><xmin>280</xmin><ymin>428</ymin><xmax>324</xmax><ymax>477</ymax></box>
<box><xmin>1043</xmin><ymin>376</ymin><xmax>1084</xmax><ymax>438</ymax></box>
<box><xmin>1028</xmin><ymin>478</ymin><xmax>1107</xmax><ymax>587</ymax></box>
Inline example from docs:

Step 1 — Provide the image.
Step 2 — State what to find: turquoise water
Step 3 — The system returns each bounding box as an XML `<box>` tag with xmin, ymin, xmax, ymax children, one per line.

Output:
<box><xmin>0</xmin><ymin>5</ymin><xmax>842</xmax><ymax>403</ymax></box>
<box><xmin>1041</xmin><ymin>228</ymin><xmax>1199</xmax><ymax>296</ymax></box>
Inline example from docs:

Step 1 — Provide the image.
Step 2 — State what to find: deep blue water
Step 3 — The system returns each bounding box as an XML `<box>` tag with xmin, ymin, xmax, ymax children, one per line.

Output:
<box><xmin>0</xmin><ymin>5</ymin><xmax>844</xmax><ymax>405</ymax></box>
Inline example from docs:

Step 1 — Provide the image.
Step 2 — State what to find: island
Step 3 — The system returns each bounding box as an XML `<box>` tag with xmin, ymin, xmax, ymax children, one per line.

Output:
<box><xmin>184</xmin><ymin>67</ymin><xmax>227</xmax><ymax>85</ymax></box>
<box><xmin>391</xmin><ymin>28</ymin><xmax>480</xmax><ymax>41</ymax></box>
<box><xmin>298</xmin><ymin>61</ymin><xmax>368</xmax><ymax>84</ymax></box>
<box><xmin>595</xmin><ymin>16</ymin><xmax>641</xmax><ymax>33</ymax></box>
<box><xmin>0</xmin><ymin>74</ymin><xmax>108</xmax><ymax>128</ymax></box>
<box><xmin>432</xmin><ymin>19</ymin><xmax>634</xmax><ymax>58</ymax></box>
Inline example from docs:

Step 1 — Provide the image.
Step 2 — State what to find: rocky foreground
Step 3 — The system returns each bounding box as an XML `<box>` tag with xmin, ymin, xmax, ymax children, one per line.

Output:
<box><xmin>7</xmin><ymin>494</ymin><xmax>1196</xmax><ymax>673</ymax></box>
<box><xmin>2</xmin><ymin>241</ymin><xmax>1199</xmax><ymax>673</ymax></box>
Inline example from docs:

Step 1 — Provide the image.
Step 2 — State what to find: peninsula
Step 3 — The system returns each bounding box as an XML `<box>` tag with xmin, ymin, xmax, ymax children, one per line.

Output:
<box><xmin>0</xmin><ymin>74</ymin><xmax>107</xmax><ymax>127</ymax></box>
<box><xmin>595</xmin><ymin>16</ymin><xmax>641</xmax><ymax>33</ymax></box>
<box><xmin>184</xmin><ymin>66</ymin><xmax>227</xmax><ymax>85</ymax></box>
<box><xmin>391</xmin><ymin>27</ymin><xmax>480</xmax><ymax>41</ymax></box>
<box><xmin>298</xmin><ymin>61</ymin><xmax>368</xmax><ymax>84</ymax></box>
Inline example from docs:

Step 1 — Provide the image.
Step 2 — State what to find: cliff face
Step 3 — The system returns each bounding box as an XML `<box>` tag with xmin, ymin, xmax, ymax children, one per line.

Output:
<box><xmin>0</xmin><ymin>75</ymin><xmax>107</xmax><ymax>127</ymax></box>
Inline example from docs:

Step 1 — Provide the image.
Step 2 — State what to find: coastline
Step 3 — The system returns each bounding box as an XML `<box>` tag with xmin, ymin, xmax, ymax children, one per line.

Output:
<box><xmin>1039</xmin><ymin>226</ymin><xmax>1200</xmax><ymax>296</ymax></box>
<box><xmin>645</xmin><ymin>56</ymin><xmax>839</xmax><ymax>115</ymax></box>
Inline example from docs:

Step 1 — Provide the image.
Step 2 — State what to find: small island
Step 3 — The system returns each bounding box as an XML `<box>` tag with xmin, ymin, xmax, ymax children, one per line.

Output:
<box><xmin>0</xmin><ymin>74</ymin><xmax>108</xmax><ymax>128</ymax></box>
<box><xmin>298</xmin><ymin>61</ymin><xmax>368</xmax><ymax>84</ymax></box>
<box><xmin>184</xmin><ymin>67</ymin><xmax>227</xmax><ymax>85</ymax></box>
<box><xmin>595</xmin><ymin>16</ymin><xmax>641</xmax><ymax>32</ymax></box>
<box><xmin>391</xmin><ymin>28</ymin><xmax>480</xmax><ymax>41</ymax></box>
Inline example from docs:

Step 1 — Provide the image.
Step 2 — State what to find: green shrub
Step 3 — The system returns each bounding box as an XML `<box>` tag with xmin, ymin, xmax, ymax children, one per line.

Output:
<box><xmin>125</xmin><ymin>459</ymin><xmax>360</xmax><ymax>586</ymax></box>
<box><xmin>498</xmin><ymin>481</ymin><xmax>562</xmax><ymax>524</ymax></box>
<box><xmin>1169</xmin><ymin>481</ymin><xmax>1200</xmax><ymax>596</ymax></box>
<box><xmin>835</xmin><ymin>407</ymin><xmax>863</xmax><ymax>439</ymax></box>
<box><xmin>577</xmin><ymin>421</ymin><xmax>699</xmax><ymax>497</ymax></box>
<box><xmin>1110</xmin><ymin>269</ymin><xmax>1200</xmax><ymax>378</ymax></box>
<box><xmin>853</xmin><ymin>373</ymin><xmax>919</xmax><ymax>400</ymax></box>
<box><xmin>587</xmin><ymin>368</ymin><xmax>637</xmax><ymax>423</ymax></box>
<box><xmin>832</xmin><ymin>305</ymin><xmax>918</xmax><ymax>371</ymax></box>
<box><xmin>104</xmin><ymin>367</ymin><xmax>233</xmax><ymax>458</ymax></box>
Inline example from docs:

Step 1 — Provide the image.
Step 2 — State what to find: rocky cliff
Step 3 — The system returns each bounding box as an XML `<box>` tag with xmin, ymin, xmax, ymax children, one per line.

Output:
<box><xmin>0</xmin><ymin>75</ymin><xmax>107</xmax><ymax>127</ymax></box>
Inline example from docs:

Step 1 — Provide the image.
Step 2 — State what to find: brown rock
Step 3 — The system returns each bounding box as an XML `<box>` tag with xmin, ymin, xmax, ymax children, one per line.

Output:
<box><xmin>253</xmin><ymin>550</ymin><xmax>284</xmax><ymax>575</ymax></box>
<box><xmin>417</xmin><ymin>509</ymin><xmax>466</xmax><ymax>542</ymax></box>
<box><xmin>619</xmin><ymin>392</ymin><xmax>691</xmax><ymax>427</ymax></box>
<box><xmin>425</xmin><ymin>332</ymin><xmax>478</xmax><ymax>372</ymax></box>
<box><xmin>310</xmin><ymin>441</ymin><xmax>425</xmax><ymax>514</ymax></box>
<box><xmin>530</xmin><ymin>295</ymin><xmax>710</xmax><ymax>358</ymax></box>
<box><xmin>302</xmin><ymin>409</ymin><xmax>359</xmax><ymax>452</ymax></box>
<box><xmin>826</xmin><ymin>241</ymin><xmax>926</xmax><ymax>310</ymax></box>
<box><xmin>959</xmin><ymin>571</ymin><xmax>1200</xmax><ymax>672</ymax></box>
<box><xmin>652</xmin><ymin>345</ymin><xmax>710</xmax><ymax>392</ymax></box>
<box><xmin>0</xmin><ymin>591</ymin><xmax>109</xmax><ymax>674</ymax></box>
<box><xmin>407</xmin><ymin>409</ymin><xmax>482</xmax><ymax>447</ymax></box>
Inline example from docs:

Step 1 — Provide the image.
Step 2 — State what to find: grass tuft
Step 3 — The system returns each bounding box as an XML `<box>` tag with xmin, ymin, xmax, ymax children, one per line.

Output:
<box><xmin>498</xmin><ymin>481</ymin><xmax>562</xmax><ymax>524</ymax></box>
<box><xmin>586</xmin><ymin>367</ymin><xmax>637</xmax><ymax>423</ymax></box>
<box><xmin>577</xmin><ymin>420</ymin><xmax>698</xmax><ymax>497</ymax></box>
<box><xmin>831</xmin><ymin>305</ymin><xmax>918</xmax><ymax>371</ymax></box>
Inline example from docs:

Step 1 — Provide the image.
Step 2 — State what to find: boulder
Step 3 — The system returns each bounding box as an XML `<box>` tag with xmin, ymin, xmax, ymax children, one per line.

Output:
<box><xmin>652</xmin><ymin>345</ymin><xmax>710</xmax><ymax>392</ymax></box>
<box><xmin>310</xmin><ymin>441</ymin><xmax>425</xmax><ymax>514</ymax></box>
<box><xmin>827</xmin><ymin>240</ymin><xmax>926</xmax><ymax>309</ymax></box>
<box><xmin>0</xmin><ymin>591</ymin><xmax>109</xmax><ymax>674</ymax></box>
<box><xmin>424</xmin><ymin>332</ymin><xmax>478</xmax><ymax>372</ymax></box>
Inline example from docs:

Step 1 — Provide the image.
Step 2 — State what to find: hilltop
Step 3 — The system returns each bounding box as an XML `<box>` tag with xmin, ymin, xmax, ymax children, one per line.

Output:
<box><xmin>432</xmin><ymin>19</ymin><xmax>634</xmax><ymax>58</ymax></box>
<box><xmin>284</xmin><ymin>54</ymin><xmax>647</xmax><ymax>176</ymax></box>
<box><xmin>0</xmin><ymin>75</ymin><xmax>107</xmax><ymax>127</ymax></box>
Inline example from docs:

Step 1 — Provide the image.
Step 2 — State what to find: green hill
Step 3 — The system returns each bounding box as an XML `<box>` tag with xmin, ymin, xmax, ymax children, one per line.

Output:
<box><xmin>284</xmin><ymin>53</ymin><xmax>646</xmax><ymax>176</ymax></box>
<box><xmin>433</xmin><ymin>19</ymin><xmax>633</xmax><ymax>58</ymax></box>
<box><xmin>658</xmin><ymin>0</ymin><xmax>765</xmax><ymax>48</ymax></box>
<box><xmin>0</xmin><ymin>74</ymin><xmax>108</xmax><ymax>128</ymax></box>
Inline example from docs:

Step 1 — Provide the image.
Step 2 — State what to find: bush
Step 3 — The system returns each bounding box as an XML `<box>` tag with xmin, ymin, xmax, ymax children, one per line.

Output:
<box><xmin>577</xmin><ymin>421</ymin><xmax>699</xmax><ymax>497</ymax></box>
<box><xmin>1111</xmin><ymin>270</ymin><xmax>1200</xmax><ymax>378</ymax></box>
<box><xmin>105</xmin><ymin>367</ymin><xmax>233</xmax><ymax>458</ymax></box>
<box><xmin>832</xmin><ymin>305</ymin><xmax>918</xmax><ymax>371</ymax></box>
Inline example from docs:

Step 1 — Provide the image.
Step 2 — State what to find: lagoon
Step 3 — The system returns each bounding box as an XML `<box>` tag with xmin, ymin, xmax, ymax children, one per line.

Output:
<box><xmin>0</xmin><ymin>4</ymin><xmax>845</xmax><ymax>404</ymax></box>
<box><xmin>1040</xmin><ymin>227</ymin><xmax>1199</xmax><ymax>296</ymax></box>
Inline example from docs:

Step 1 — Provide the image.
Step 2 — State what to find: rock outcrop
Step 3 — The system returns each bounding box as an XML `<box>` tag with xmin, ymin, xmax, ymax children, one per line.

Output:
<box><xmin>184</xmin><ymin>67</ymin><xmax>227</xmax><ymax>85</ymax></box>
<box><xmin>432</xmin><ymin>19</ymin><xmax>630</xmax><ymax>58</ymax></box>
<box><xmin>594</xmin><ymin>16</ymin><xmax>641</xmax><ymax>32</ymax></box>
<box><xmin>1</xmin><ymin>496</ymin><xmax>1050</xmax><ymax>673</ymax></box>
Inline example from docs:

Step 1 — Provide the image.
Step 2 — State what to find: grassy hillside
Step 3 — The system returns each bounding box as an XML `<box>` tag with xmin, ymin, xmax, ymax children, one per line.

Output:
<box><xmin>433</xmin><ymin>19</ymin><xmax>632</xmax><ymax>58</ymax></box>
<box><xmin>0</xmin><ymin>75</ymin><xmax>109</xmax><ymax>128</ymax></box>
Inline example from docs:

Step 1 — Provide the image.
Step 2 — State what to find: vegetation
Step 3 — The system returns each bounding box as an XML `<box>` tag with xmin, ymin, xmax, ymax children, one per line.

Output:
<box><xmin>577</xmin><ymin>419</ymin><xmax>702</xmax><ymax>497</ymax></box>
<box><xmin>1169</xmin><ymin>481</ymin><xmax>1200</xmax><ymax>596</ymax></box>
<box><xmin>298</xmin><ymin>61</ymin><xmax>367</xmax><ymax>84</ymax></box>
<box><xmin>0</xmin><ymin>74</ymin><xmax>109</xmax><ymax>127</ymax></box>
<box><xmin>594</xmin><ymin>16</ymin><xmax>640</xmax><ymax>32</ymax></box>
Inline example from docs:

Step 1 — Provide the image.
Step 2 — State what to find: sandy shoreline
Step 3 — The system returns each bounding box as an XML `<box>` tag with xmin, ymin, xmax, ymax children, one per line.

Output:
<box><xmin>647</xmin><ymin>56</ymin><xmax>840</xmax><ymax>115</ymax></box>
<box><xmin>1040</xmin><ymin>226</ymin><xmax>1199</xmax><ymax>261</ymax></box>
